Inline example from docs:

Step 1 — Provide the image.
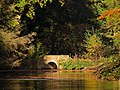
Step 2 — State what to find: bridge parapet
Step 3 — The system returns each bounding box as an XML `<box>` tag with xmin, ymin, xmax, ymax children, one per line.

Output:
<box><xmin>44</xmin><ymin>55</ymin><xmax>69</xmax><ymax>62</ymax></box>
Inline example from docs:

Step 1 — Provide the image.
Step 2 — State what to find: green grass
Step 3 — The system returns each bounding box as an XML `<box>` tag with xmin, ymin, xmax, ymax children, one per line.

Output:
<box><xmin>59</xmin><ymin>58</ymin><xmax>94</xmax><ymax>70</ymax></box>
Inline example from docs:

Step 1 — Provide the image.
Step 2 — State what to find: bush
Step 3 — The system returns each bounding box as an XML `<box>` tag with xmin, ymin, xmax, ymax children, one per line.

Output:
<box><xmin>84</xmin><ymin>29</ymin><xmax>104</xmax><ymax>59</ymax></box>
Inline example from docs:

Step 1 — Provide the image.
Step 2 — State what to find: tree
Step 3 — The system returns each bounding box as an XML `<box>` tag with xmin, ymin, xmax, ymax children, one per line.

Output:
<box><xmin>84</xmin><ymin>30</ymin><xmax>103</xmax><ymax>59</ymax></box>
<box><xmin>94</xmin><ymin>0</ymin><xmax>120</xmax><ymax>80</ymax></box>
<box><xmin>97</xmin><ymin>8</ymin><xmax>120</xmax><ymax>55</ymax></box>
<box><xmin>0</xmin><ymin>0</ymin><xmax>36</xmax><ymax>69</ymax></box>
<box><xmin>19</xmin><ymin>0</ymin><xmax>96</xmax><ymax>55</ymax></box>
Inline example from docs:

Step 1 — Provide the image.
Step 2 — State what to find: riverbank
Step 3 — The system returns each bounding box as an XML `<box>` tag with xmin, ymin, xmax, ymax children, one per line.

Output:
<box><xmin>59</xmin><ymin>57</ymin><xmax>120</xmax><ymax>81</ymax></box>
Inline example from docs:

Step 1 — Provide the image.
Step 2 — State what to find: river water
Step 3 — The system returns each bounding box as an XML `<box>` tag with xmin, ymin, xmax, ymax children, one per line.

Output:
<box><xmin>0</xmin><ymin>70</ymin><xmax>119</xmax><ymax>90</ymax></box>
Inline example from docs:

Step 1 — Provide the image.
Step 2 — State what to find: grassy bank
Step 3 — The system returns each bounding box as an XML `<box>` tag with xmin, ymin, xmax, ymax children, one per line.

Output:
<box><xmin>59</xmin><ymin>56</ymin><xmax>120</xmax><ymax>81</ymax></box>
<box><xmin>59</xmin><ymin>58</ymin><xmax>95</xmax><ymax>70</ymax></box>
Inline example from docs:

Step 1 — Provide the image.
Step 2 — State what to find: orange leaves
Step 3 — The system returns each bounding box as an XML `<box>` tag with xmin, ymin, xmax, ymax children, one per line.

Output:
<box><xmin>97</xmin><ymin>8</ymin><xmax>120</xmax><ymax>20</ymax></box>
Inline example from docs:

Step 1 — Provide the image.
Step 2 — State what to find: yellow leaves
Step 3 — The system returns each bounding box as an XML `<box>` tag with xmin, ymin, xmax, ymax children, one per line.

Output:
<box><xmin>113</xmin><ymin>32</ymin><xmax>120</xmax><ymax>39</ymax></box>
<box><xmin>97</xmin><ymin>8</ymin><xmax>120</xmax><ymax>37</ymax></box>
<box><xmin>59</xmin><ymin>0</ymin><xmax>64</xmax><ymax>6</ymax></box>
<box><xmin>26</xmin><ymin>6</ymin><xmax>35</xmax><ymax>19</ymax></box>
<box><xmin>97</xmin><ymin>8</ymin><xmax>120</xmax><ymax>20</ymax></box>
<box><xmin>85</xmin><ymin>33</ymin><xmax>102</xmax><ymax>57</ymax></box>
<box><xmin>7</xmin><ymin>15</ymin><xmax>21</xmax><ymax>28</ymax></box>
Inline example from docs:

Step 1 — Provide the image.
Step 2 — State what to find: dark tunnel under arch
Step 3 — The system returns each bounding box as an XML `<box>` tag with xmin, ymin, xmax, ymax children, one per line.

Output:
<box><xmin>47</xmin><ymin>62</ymin><xmax>57</xmax><ymax>69</ymax></box>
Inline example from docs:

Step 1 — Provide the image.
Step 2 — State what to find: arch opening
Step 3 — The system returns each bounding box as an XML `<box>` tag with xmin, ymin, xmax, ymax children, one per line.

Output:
<box><xmin>47</xmin><ymin>62</ymin><xmax>57</xmax><ymax>69</ymax></box>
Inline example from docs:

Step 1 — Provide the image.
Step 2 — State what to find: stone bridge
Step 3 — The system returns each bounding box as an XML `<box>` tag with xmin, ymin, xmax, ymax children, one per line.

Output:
<box><xmin>37</xmin><ymin>55</ymin><xmax>70</xmax><ymax>69</ymax></box>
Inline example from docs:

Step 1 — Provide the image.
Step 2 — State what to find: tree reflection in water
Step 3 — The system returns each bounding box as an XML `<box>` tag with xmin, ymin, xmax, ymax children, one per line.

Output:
<box><xmin>0</xmin><ymin>70</ymin><xmax>119</xmax><ymax>90</ymax></box>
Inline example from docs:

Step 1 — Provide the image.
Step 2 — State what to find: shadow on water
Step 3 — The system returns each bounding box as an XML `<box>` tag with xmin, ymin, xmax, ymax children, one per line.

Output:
<box><xmin>0</xmin><ymin>70</ymin><xmax>119</xmax><ymax>90</ymax></box>
<box><xmin>0</xmin><ymin>79</ymin><xmax>86</xmax><ymax>90</ymax></box>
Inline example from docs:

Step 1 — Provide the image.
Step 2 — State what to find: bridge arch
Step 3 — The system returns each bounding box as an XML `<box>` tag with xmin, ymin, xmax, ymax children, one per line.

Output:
<box><xmin>47</xmin><ymin>62</ymin><xmax>57</xmax><ymax>69</ymax></box>
<box><xmin>46</xmin><ymin>60</ymin><xmax>58</xmax><ymax>69</ymax></box>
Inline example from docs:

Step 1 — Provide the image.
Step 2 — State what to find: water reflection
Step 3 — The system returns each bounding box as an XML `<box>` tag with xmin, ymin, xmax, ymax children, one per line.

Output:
<box><xmin>0</xmin><ymin>70</ymin><xmax>119</xmax><ymax>90</ymax></box>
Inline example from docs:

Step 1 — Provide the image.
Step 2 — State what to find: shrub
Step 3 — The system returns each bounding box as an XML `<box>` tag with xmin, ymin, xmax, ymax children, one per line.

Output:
<box><xmin>84</xmin><ymin>29</ymin><xmax>104</xmax><ymax>59</ymax></box>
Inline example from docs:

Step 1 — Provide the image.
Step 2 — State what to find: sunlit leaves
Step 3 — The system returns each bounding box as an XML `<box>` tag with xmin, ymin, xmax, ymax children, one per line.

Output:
<box><xmin>15</xmin><ymin>0</ymin><xmax>64</xmax><ymax>19</ymax></box>
<box><xmin>97</xmin><ymin>8</ymin><xmax>120</xmax><ymax>39</ymax></box>
<box><xmin>96</xmin><ymin>1</ymin><xmax>120</xmax><ymax>57</ymax></box>
<box><xmin>58</xmin><ymin>0</ymin><xmax>64</xmax><ymax>6</ymax></box>
<box><xmin>7</xmin><ymin>17</ymin><xmax>19</xmax><ymax>28</ymax></box>
<box><xmin>84</xmin><ymin>29</ymin><xmax>103</xmax><ymax>58</ymax></box>
<box><xmin>15</xmin><ymin>0</ymin><xmax>28</xmax><ymax>12</ymax></box>
<box><xmin>26</xmin><ymin>5</ymin><xmax>35</xmax><ymax>19</ymax></box>
<box><xmin>93</xmin><ymin>0</ymin><xmax>120</xmax><ymax>15</ymax></box>
<box><xmin>97</xmin><ymin>8</ymin><xmax>120</xmax><ymax>20</ymax></box>
<box><xmin>91</xmin><ymin>0</ymin><xmax>120</xmax><ymax>25</ymax></box>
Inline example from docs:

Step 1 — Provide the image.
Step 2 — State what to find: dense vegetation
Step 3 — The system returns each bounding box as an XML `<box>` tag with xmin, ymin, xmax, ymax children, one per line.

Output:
<box><xmin>0</xmin><ymin>0</ymin><xmax>119</xmax><ymax>80</ymax></box>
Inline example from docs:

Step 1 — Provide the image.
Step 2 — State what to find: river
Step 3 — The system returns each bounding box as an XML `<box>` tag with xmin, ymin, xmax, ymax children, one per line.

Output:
<box><xmin>0</xmin><ymin>70</ymin><xmax>119</xmax><ymax>90</ymax></box>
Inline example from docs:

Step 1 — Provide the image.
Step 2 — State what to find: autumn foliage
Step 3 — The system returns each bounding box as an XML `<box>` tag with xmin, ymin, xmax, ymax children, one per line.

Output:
<box><xmin>97</xmin><ymin>8</ymin><xmax>120</xmax><ymax>20</ymax></box>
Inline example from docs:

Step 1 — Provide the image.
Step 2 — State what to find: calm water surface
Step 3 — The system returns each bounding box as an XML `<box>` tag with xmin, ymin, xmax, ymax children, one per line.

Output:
<box><xmin>0</xmin><ymin>70</ymin><xmax>119</xmax><ymax>90</ymax></box>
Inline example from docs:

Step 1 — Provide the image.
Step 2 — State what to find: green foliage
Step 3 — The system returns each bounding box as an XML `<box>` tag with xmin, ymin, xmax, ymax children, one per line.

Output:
<box><xmin>15</xmin><ymin>0</ymin><xmax>64</xmax><ymax>19</ymax></box>
<box><xmin>33</xmin><ymin>41</ymin><xmax>49</xmax><ymax>58</ymax></box>
<box><xmin>0</xmin><ymin>1</ymin><xmax>20</xmax><ymax>30</ymax></box>
<box><xmin>91</xmin><ymin>1</ymin><xmax>120</xmax><ymax>80</ymax></box>
<box><xmin>91</xmin><ymin>0</ymin><xmax>120</xmax><ymax>15</ymax></box>
<box><xmin>91</xmin><ymin>0</ymin><xmax>120</xmax><ymax>25</ymax></box>
<box><xmin>1</xmin><ymin>0</ymin><xmax>119</xmax><ymax>76</ymax></box>
<box><xmin>59</xmin><ymin>58</ymin><xmax>93</xmax><ymax>70</ymax></box>
<box><xmin>84</xmin><ymin>29</ymin><xmax>103</xmax><ymax>59</ymax></box>
<box><xmin>60</xmin><ymin>60</ymin><xmax>74</xmax><ymax>70</ymax></box>
<box><xmin>20</xmin><ymin>0</ymin><xmax>95</xmax><ymax>55</ymax></box>
<box><xmin>97</xmin><ymin>8</ymin><xmax>120</xmax><ymax>55</ymax></box>
<box><xmin>95</xmin><ymin>55</ymin><xmax>120</xmax><ymax>80</ymax></box>
<box><xmin>0</xmin><ymin>0</ymin><xmax>65</xmax><ymax>69</ymax></box>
